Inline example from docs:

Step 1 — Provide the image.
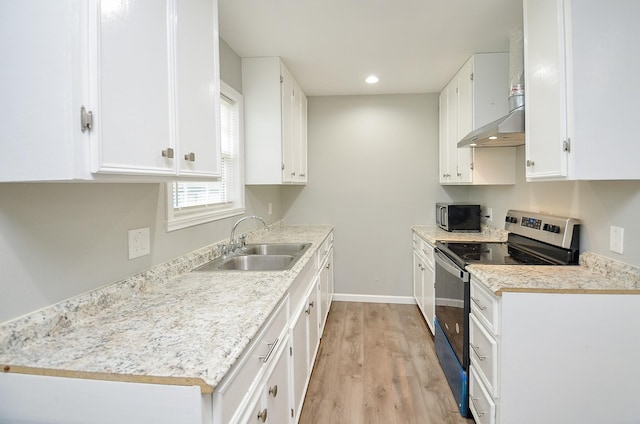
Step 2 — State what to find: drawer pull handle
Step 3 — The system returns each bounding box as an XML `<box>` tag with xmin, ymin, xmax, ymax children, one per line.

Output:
<box><xmin>470</xmin><ymin>343</ymin><xmax>486</xmax><ymax>361</ymax></box>
<box><xmin>258</xmin><ymin>338</ymin><xmax>279</xmax><ymax>363</ymax></box>
<box><xmin>470</xmin><ymin>397</ymin><xmax>485</xmax><ymax>417</ymax></box>
<box><xmin>471</xmin><ymin>296</ymin><xmax>487</xmax><ymax>311</ymax></box>
<box><xmin>269</xmin><ymin>384</ymin><xmax>278</xmax><ymax>398</ymax></box>
<box><xmin>257</xmin><ymin>408</ymin><xmax>268</xmax><ymax>422</ymax></box>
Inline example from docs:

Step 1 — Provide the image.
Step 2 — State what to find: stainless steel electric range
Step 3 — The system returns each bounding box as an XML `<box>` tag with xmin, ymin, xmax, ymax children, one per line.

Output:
<box><xmin>433</xmin><ymin>210</ymin><xmax>581</xmax><ymax>417</ymax></box>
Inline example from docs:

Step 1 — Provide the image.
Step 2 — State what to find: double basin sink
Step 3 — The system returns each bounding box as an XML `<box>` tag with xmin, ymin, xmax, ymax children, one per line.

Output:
<box><xmin>194</xmin><ymin>243</ymin><xmax>311</xmax><ymax>272</ymax></box>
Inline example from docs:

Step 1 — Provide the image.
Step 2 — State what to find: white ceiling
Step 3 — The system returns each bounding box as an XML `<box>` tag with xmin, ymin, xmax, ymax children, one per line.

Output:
<box><xmin>218</xmin><ymin>0</ymin><xmax>523</xmax><ymax>96</ymax></box>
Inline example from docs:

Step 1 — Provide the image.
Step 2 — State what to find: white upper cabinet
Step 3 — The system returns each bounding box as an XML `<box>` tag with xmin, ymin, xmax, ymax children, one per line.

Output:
<box><xmin>0</xmin><ymin>0</ymin><xmax>221</xmax><ymax>182</ymax></box>
<box><xmin>242</xmin><ymin>57</ymin><xmax>308</xmax><ymax>185</ymax></box>
<box><xmin>524</xmin><ymin>0</ymin><xmax>640</xmax><ymax>181</ymax></box>
<box><xmin>439</xmin><ymin>53</ymin><xmax>516</xmax><ymax>185</ymax></box>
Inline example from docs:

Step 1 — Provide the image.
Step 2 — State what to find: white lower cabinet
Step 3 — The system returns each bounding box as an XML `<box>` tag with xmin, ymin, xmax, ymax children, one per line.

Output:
<box><xmin>0</xmin><ymin>233</ymin><xmax>335</xmax><ymax>424</ymax></box>
<box><xmin>318</xmin><ymin>233</ymin><xmax>334</xmax><ymax>336</ymax></box>
<box><xmin>290</xmin><ymin>277</ymin><xmax>320</xmax><ymax>422</ymax></box>
<box><xmin>237</xmin><ymin>335</ymin><xmax>290</xmax><ymax>424</ymax></box>
<box><xmin>469</xmin><ymin>277</ymin><xmax>640</xmax><ymax>424</ymax></box>
<box><xmin>412</xmin><ymin>233</ymin><xmax>434</xmax><ymax>334</ymax></box>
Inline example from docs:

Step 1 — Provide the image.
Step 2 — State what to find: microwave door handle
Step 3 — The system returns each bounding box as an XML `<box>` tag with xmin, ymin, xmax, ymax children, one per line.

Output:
<box><xmin>439</xmin><ymin>206</ymin><xmax>446</xmax><ymax>226</ymax></box>
<box><xmin>434</xmin><ymin>249</ymin><xmax>468</xmax><ymax>280</ymax></box>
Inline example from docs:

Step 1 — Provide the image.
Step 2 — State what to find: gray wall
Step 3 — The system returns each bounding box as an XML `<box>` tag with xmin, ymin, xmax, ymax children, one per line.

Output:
<box><xmin>282</xmin><ymin>94</ymin><xmax>467</xmax><ymax>298</ymax></box>
<box><xmin>0</xmin><ymin>39</ymin><xmax>281</xmax><ymax>323</ymax></box>
<box><xmin>470</xmin><ymin>147</ymin><xmax>640</xmax><ymax>266</ymax></box>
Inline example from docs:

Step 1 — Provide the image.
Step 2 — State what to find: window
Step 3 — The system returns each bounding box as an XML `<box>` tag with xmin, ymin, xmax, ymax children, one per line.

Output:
<box><xmin>166</xmin><ymin>81</ymin><xmax>245</xmax><ymax>231</ymax></box>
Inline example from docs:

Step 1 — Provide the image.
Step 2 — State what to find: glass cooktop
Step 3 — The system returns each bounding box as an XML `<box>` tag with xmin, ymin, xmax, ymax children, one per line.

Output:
<box><xmin>437</xmin><ymin>241</ymin><xmax>555</xmax><ymax>266</ymax></box>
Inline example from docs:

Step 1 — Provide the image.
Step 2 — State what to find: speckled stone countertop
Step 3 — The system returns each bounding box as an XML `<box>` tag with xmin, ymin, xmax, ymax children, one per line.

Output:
<box><xmin>0</xmin><ymin>224</ymin><xmax>333</xmax><ymax>394</ymax></box>
<box><xmin>412</xmin><ymin>224</ymin><xmax>640</xmax><ymax>296</ymax></box>
<box><xmin>412</xmin><ymin>224</ymin><xmax>508</xmax><ymax>244</ymax></box>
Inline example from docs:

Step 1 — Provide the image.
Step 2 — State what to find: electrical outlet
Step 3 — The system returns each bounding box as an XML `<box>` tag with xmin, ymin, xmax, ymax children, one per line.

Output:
<box><xmin>610</xmin><ymin>226</ymin><xmax>624</xmax><ymax>254</ymax></box>
<box><xmin>128</xmin><ymin>227</ymin><xmax>150</xmax><ymax>259</ymax></box>
<box><xmin>268</xmin><ymin>203</ymin><xmax>273</xmax><ymax>215</ymax></box>
<box><xmin>481</xmin><ymin>206</ymin><xmax>493</xmax><ymax>222</ymax></box>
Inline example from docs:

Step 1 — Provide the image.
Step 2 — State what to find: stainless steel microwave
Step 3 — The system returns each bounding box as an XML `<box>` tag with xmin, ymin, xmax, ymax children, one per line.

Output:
<box><xmin>435</xmin><ymin>203</ymin><xmax>481</xmax><ymax>232</ymax></box>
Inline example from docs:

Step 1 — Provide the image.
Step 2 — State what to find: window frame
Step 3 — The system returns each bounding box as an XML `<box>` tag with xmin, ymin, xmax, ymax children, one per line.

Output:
<box><xmin>165</xmin><ymin>80</ymin><xmax>245</xmax><ymax>232</ymax></box>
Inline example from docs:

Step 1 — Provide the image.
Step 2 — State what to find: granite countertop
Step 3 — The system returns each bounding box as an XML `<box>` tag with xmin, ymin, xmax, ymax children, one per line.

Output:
<box><xmin>0</xmin><ymin>224</ymin><xmax>333</xmax><ymax>394</ymax></box>
<box><xmin>412</xmin><ymin>224</ymin><xmax>640</xmax><ymax>296</ymax></box>
<box><xmin>412</xmin><ymin>224</ymin><xmax>508</xmax><ymax>244</ymax></box>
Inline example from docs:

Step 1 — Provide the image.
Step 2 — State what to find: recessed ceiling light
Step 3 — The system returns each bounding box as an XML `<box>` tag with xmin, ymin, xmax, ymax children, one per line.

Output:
<box><xmin>470</xmin><ymin>143</ymin><xmax>477</xmax><ymax>147</ymax></box>
<box><xmin>365</xmin><ymin>75</ymin><xmax>379</xmax><ymax>84</ymax></box>
<box><xmin>489</xmin><ymin>136</ymin><xmax>498</xmax><ymax>140</ymax></box>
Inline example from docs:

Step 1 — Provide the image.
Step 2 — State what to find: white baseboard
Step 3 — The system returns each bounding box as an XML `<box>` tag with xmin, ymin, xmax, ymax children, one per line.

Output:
<box><xmin>332</xmin><ymin>293</ymin><xmax>417</xmax><ymax>305</ymax></box>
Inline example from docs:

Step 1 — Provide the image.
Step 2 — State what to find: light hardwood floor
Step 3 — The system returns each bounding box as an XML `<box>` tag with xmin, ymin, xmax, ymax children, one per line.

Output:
<box><xmin>299</xmin><ymin>302</ymin><xmax>475</xmax><ymax>424</ymax></box>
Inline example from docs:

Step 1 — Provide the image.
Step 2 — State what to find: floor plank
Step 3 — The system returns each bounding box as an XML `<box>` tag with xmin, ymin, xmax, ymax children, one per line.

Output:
<box><xmin>299</xmin><ymin>302</ymin><xmax>475</xmax><ymax>424</ymax></box>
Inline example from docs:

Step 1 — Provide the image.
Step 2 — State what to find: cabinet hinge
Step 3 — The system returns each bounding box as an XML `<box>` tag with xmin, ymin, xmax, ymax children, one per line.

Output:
<box><xmin>281</xmin><ymin>163</ymin><xmax>285</xmax><ymax>170</ymax></box>
<box><xmin>80</xmin><ymin>106</ymin><xmax>93</xmax><ymax>133</ymax></box>
<box><xmin>563</xmin><ymin>138</ymin><xmax>571</xmax><ymax>152</ymax></box>
<box><xmin>280</xmin><ymin>75</ymin><xmax>283</xmax><ymax>83</ymax></box>
<box><xmin>470</xmin><ymin>72</ymin><xmax>474</xmax><ymax>81</ymax></box>
<box><xmin>470</xmin><ymin>162</ymin><xmax>474</xmax><ymax>170</ymax></box>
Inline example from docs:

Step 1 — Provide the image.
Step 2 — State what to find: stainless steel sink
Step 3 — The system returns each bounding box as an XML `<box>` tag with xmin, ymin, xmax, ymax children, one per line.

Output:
<box><xmin>216</xmin><ymin>254</ymin><xmax>294</xmax><ymax>271</ymax></box>
<box><xmin>194</xmin><ymin>243</ymin><xmax>311</xmax><ymax>272</ymax></box>
<box><xmin>242</xmin><ymin>243</ymin><xmax>310</xmax><ymax>256</ymax></box>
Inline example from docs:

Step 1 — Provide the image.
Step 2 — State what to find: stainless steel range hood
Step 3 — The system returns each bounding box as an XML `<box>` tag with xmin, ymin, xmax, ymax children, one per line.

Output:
<box><xmin>457</xmin><ymin>107</ymin><xmax>524</xmax><ymax>147</ymax></box>
<box><xmin>458</xmin><ymin>30</ymin><xmax>525</xmax><ymax>148</ymax></box>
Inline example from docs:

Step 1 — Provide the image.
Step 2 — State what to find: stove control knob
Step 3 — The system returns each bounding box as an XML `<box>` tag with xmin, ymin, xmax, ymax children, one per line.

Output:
<box><xmin>543</xmin><ymin>224</ymin><xmax>550</xmax><ymax>231</ymax></box>
<box><xmin>554</xmin><ymin>226</ymin><xmax>561</xmax><ymax>233</ymax></box>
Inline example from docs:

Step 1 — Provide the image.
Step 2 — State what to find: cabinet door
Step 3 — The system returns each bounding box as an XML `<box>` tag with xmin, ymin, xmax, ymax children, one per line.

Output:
<box><xmin>413</xmin><ymin>250</ymin><xmax>425</xmax><ymax>314</ymax></box>
<box><xmin>265</xmin><ymin>345</ymin><xmax>290</xmax><ymax>424</ymax></box>
<box><xmin>456</xmin><ymin>60</ymin><xmax>473</xmax><ymax>183</ymax></box>
<box><xmin>290</xmin><ymin>306</ymin><xmax>308</xmax><ymax>420</ymax></box>
<box><xmin>175</xmin><ymin>0</ymin><xmax>221</xmax><ymax>177</ymax></box>
<box><xmin>281</xmin><ymin>64</ymin><xmax>296</xmax><ymax>183</ymax></box>
<box><xmin>523</xmin><ymin>0</ymin><xmax>569</xmax><ymax>179</ymax></box>
<box><xmin>439</xmin><ymin>81</ymin><xmax>458</xmax><ymax>183</ymax></box>
<box><xmin>294</xmin><ymin>83</ymin><xmax>308</xmax><ymax>183</ymax></box>
<box><xmin>0</xmin><ymin>0</ymin><xmax>86</xmax><ymax>182</ymax></box>
<box><xmin>94</xmin><ymin>0</ymin><xmax>175</xmax><ymax>175</ymax></box>
<box><xmin>423</xmin><ymin>261</ymin><xmax>435</xmax><ymax>335</ymax></box>
<box><xmin>308</xmin><ymin>278</ymin><xmax>320</xmax><ymax>366</ymax></box>
<box><xmin>318</xmin><ymin>251</ymin><xmax>332</xmax><ymax>336</ymax></box>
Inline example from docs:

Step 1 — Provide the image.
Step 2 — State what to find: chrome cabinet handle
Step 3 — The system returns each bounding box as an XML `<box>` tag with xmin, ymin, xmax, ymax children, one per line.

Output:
<box><xmin>526</xmin><ymin>159</ymin><xmax>535</xmax><ymax>167</ymax></box>
<box><xmin>257</xmin><ymin>408</ymin><xmax>268</xmax><ymax>422</ymax></box>
<box><xmin>326</xmin><ymin>262</ymin><xmax>331</xmax><ymax>269</ymax></box>
<box><xmin>300</xmin><ymin>173</ymin><xmax>306</xmax><ymax>177</ymax></box>
<box><xmin>471</xmin><ymin>296</ymin><xmax>487</xmax><ymax>311</ymax></box>
<box><xmin>80</xmin><ymin>106</ymin><xmax>93</xmax><ymax>133</ymax></box>
<box><xmin>470</xmin><ymin>343</ymin><xmax>486</xmax><ymax>360</ymax></box>
<box><xmin>258</xmin><ymin>338</ymin><xmax>279</xmax><ymax>363</ymax></box>
<box><xmin>161</xmin><ymin>147</ymin><xmax>174</xmax><ymax>158</ymax></box>
<box><xmin>269</xmin><ymin>384</ymin><xmax>278</xmax><ymax>398</ymax></box>
<box><xmin>184</xmin><ymin>152</ymin><xmax>196</xmax><ymax>161</ymax></box>
<box><xmin>470</xmin><ymin>397</ymin><xmax>485</xmax><ymax>417</ymax></box>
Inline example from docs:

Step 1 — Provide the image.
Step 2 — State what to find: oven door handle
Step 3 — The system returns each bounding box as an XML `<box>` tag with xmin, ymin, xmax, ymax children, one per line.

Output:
<box><xmin>434</xmin><ymin>249</ymin><xmax>469</xmax><ymax>281</ymax></box>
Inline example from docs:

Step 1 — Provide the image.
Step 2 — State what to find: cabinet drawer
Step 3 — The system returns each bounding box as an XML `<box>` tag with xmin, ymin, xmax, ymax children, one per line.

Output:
<box><xmin>317</xmin><ymin>232</ymin><xmax>333</xmax><ymax>269</ymax></box>
<box><xmin>214</xmin><ymin>297</ymin><xmax>289</xmax><ymax>423</ymax></box>
<box><xmin>470</xmin><ymin>278</ymin><xmax>500</xmax><ymax>334</ymax></box>
<box><xmin>469</xmin><ymin>365</ymin><xmax>496</xmax><ymax>424</ymax></box>
<box><xmin>412</xmin><ymin>234</ymin><xmax>433</xmax><ymax>265</ymax></box>
<box><xmin>469</xmin><ymin>313</ymin><xmax>499</xmax><ymax>397</ymax></box>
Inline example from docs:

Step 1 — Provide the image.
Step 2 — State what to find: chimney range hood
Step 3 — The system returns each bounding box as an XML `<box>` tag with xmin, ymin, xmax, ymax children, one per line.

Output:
<box><xmin>457</xmin><ymin>106</ymin><xmax>524</xmax><ymax>148</ymax></box>
<box><xmin>458</xmin><ymin>30</ymin><xmax>525</xmax><ymax>148</ymax></box>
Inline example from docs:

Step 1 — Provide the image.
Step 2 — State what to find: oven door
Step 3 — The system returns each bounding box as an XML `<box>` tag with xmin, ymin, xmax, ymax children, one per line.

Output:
<box><xmin>434</xmin><ymin>248</ymin><xmax>470</xmax><ymax>368</ymax></box>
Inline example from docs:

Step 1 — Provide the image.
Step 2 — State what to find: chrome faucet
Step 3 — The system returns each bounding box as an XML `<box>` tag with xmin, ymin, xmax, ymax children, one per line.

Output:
<box><xmin>228</xmin><ymin>215</ymin><xmax>268</xmax><ymax>252</ymax></box>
